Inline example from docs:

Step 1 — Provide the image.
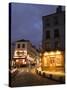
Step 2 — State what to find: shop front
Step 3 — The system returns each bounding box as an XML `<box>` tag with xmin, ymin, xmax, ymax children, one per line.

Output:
<box><xmin>13</xmin><ymin>57</ymin><xmax>27</xmax><ymax>68</ymax></box>
<box><xmin>41</xmin><ymin>50</ymin><xmax>65</xmax><ymax>72</ymax></box>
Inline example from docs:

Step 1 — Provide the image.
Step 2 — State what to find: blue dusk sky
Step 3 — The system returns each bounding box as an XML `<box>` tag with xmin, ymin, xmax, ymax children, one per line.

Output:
<box><xmin>11</xmin><ymin>3</ymin><xmax>64</xmax><ymax>47</ymax></box>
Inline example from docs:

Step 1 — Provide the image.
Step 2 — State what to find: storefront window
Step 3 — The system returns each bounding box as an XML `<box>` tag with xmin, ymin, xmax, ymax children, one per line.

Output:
<box><xmin>42</xmin><ymin>51</ymin><xmax>64</xmax><ymax>72</ymax></box>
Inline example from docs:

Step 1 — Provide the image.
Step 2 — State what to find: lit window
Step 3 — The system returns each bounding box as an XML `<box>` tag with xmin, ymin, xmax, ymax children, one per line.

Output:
<box><xmin>55</xmin><ymin>55</ymin><xmax>62</xmax><ymax>66</ymax></box>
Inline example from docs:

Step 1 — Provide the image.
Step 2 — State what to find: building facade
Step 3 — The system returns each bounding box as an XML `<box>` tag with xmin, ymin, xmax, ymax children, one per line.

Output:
<box><xmin>10</xmin><ymin>43</ymin><xmax>15</xmax><ymax>67</ymax></box>
<box><xmin>42</xmin><ymin>6</ymin><xmax>65</xmax><ymax>72</ymax></box>
<box><xmin>13</xmin><ymin>39</ymin><xmax>39</xmax><ymax>67</ymax></box>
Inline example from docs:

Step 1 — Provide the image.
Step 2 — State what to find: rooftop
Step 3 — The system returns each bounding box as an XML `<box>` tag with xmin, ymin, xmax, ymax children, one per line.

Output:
<box><xmin>42</xmin><ymin>6</ymin><xmax>65</xmax><ymax>18</ymax></box>
<box><xmin>16</xmin><ymin>39</ymin><xmax>30</xmax><ymax>42</ymax></box>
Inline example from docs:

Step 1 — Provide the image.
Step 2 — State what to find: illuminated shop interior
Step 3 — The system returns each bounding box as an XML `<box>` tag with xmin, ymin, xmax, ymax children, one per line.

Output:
<box><xmin>41</xmin><ymin>50</ymin><xmax>64</xmax><ymax>72</ymax></box>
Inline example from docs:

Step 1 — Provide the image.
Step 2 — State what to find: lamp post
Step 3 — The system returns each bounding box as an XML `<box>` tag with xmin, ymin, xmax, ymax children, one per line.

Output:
<box><xmin>40</xmin><ymin>53</ymin><xmax>44</xmax><ymax>71</ymax></box>
<box><xmin>27</xmin><ymin>55</ymin><xmax>31</xmax><ymax>72</ymax></box>
<box><xmin>28</xmin><ymin>60</ymin><xmax>31</xmax><ymax>72</ymax></box>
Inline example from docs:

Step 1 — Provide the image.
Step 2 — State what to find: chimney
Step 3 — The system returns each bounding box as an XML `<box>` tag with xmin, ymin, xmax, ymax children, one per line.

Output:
<box><xmin>56</xmin><ymin>6</ymin><xmax>62</xmax><ymax>13</ymax></box>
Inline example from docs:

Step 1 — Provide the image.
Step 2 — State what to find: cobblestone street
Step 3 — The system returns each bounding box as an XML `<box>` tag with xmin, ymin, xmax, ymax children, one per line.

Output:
<box><xmin>11</xmin><ymin>68</ymin><xmax>61</xmax><ymax>87</ymax></box>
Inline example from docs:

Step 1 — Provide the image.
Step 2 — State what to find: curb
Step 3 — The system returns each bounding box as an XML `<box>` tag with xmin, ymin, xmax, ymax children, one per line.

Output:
<box><xmin>36</xmin><ymin>69</ymin><xmax>65</xmax><ymax>83</ymax></box>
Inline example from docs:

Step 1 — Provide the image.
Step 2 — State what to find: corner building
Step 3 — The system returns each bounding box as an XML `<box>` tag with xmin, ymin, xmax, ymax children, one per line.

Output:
<box><xmin>42</xmin><ymin>6</ymin><xmax>65</xmax><ymax>72</ymax></box>
<box><xmin>13</xmin><ymin>39</ymin><xmax>39</xmax><ymax>67</ymax></box>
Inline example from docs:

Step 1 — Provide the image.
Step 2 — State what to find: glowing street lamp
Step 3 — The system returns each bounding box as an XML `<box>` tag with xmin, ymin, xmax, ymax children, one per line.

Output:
<box><xmin>56</xmin><ymin>50</ymin><xmax>61</xmax><ymax>55</ymax></box>
<box><xmin>44</xmin><ymin>52</ymin><xmax>48</xmax><ymax>56</ymax></box>
<box><xmin>16</xmin><ymin>59</ymin><xmax>19</xmax><ymax>63</ymax></box>
<box><xmin>15</xmin><ymin>59</ymin><xmax>20</xmax><ymax>68</ymax></box>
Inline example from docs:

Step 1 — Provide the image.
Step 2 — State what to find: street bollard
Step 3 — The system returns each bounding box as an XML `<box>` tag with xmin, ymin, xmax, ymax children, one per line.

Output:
<box><xmin>43</xmin><ymin>72</ymin><xmax>46</xmax><ymax>77</ymax></box>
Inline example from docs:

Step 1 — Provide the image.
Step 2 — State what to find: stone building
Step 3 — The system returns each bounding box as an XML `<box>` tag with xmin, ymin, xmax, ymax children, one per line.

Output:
<box><xmin>42</xmin><ymin>6</ymin><xmax>65</xmax><ymax>72</ymax></box>
<box><xmin>13</xmin><ymin>39</ymin><xmax>39</xmax><ymax>67</ymax></box>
